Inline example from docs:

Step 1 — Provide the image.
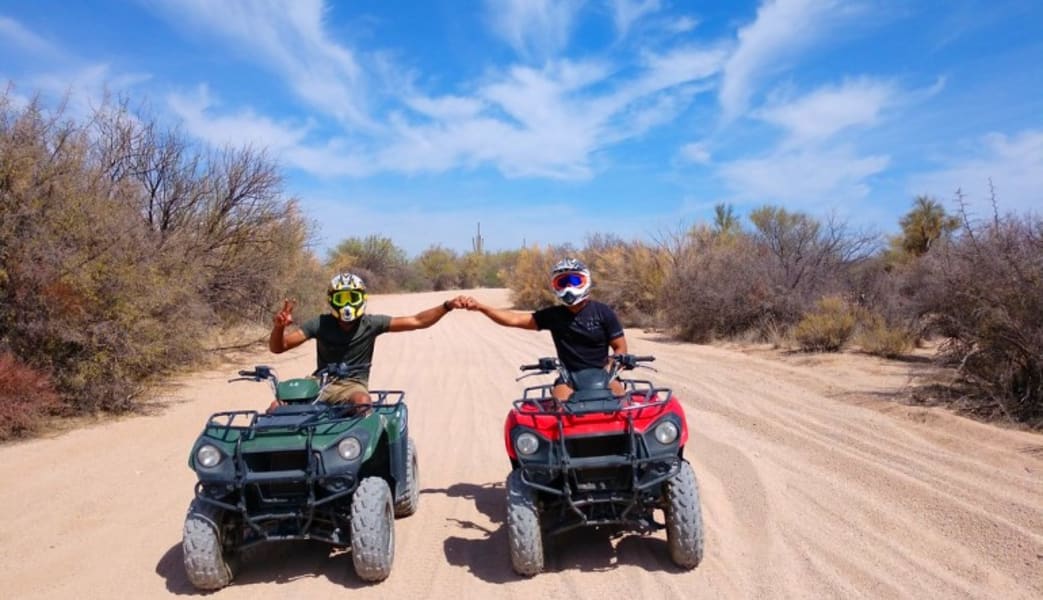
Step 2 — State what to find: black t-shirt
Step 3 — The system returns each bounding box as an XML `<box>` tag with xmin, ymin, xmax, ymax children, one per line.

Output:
<box><xmin>532</xmin><ymin>301</ymin><xmax>624</xmax><ymax>371</ymax></box>
<box><xmin>299</xmin><ymin>313</ymin><xmax>391</xmax><ymax>382</ymax></box>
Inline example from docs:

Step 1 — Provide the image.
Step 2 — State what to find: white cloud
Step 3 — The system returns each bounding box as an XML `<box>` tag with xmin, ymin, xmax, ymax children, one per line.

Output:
<box><xmin>485</xmin><ymin>0</ymin><xmax>585</xmax><ymax>60</ymax></box>
<box><xmin>906</xmin><ymin>129</ymin><xmax>1043</xmax><ymax>213</ymax></box>
<box><xmin>720</xmin><ymin>0</ymin><xmax>859</xmax><ymax>121</ymax></box>
<box><xmin>757</xmin><ymin>77</ymin><xmax>896</xmax><ymax>143</ymax></box>
<box><xmin>608</xmin><ymin>0</ymin><xmax>661</xmax><ymax>37</ymax></box>
<box><xmin>720</xmin><ymin>145</ymin><xmax>889</xmax><ymax>205</ymax></box>
<box><xmin>167</xmin><ymin>86</ymin><xmax>375</xmax><ymax>177</ymax></box>
<box><xmin>680</xmin><ymin>142</ymin><xmax>711</xmax><ymax>164</ymax></box>
<box><xmin>0</xmin><ymin>16</ymin><xmax>61</xmax><ymax>58</ymax></box>
<box><xmin>151</xmin><ymin>0</ymin><xmax>375</xmax><ymax>130</ymax></box>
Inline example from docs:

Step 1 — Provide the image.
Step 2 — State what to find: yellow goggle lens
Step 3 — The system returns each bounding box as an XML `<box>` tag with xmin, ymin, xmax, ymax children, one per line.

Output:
<box><xmin>329</xmin><ymin>289</ymin><xmax>365</xmax><ymax>308</ymax></box>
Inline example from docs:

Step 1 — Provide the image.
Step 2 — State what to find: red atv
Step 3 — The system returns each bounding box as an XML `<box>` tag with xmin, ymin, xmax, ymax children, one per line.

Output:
<box><xmin>503</xmin><ymin>354</ymin><xmax>704</xmax><ymax>575</ymax></box>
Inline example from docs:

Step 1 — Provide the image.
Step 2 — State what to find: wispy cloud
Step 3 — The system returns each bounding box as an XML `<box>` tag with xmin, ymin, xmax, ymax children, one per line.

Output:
<box><xmin>608</xmin><ymin>0</ymin><xmax>662</xmax><ymax>38</ymax></box>
<box><xmin>757</xmin><ymin>77</ymin><xmax>896</xmax><ymax>143</ymax></box>
<box><xmin>152</xmin><ymin>0</ymin><xmax>374</xmax><ymax>130</ymax></box>
<box><xmin>720</xmin><ymin>0</ymin><xmax>861</xmax><ymax>121</ymax></box>
<box><xmin>720</xmin><ymin>145</ymin><xmax>889</xmax><ymax>206</ymax></box>
<box><xmin>484</xmin><ymin>0</ymin><xmax>585</xmax><ymax>60</ymax></box>
<box><xmin>906</xmin><ymin>129</ymin><xmax>1043</xmax><ymax>212</ymax></box>
<box><xmin>0</xmin><ymin>16</ymin><xmax>61</xmax><ymax>59</ymax></box>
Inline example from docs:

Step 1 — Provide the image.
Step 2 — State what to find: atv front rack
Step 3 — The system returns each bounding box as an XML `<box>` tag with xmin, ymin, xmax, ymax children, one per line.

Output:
<box><xmin>511</xmin><ymin>380</ymin><xmax>683</xmax><ymax>536</ymax></box>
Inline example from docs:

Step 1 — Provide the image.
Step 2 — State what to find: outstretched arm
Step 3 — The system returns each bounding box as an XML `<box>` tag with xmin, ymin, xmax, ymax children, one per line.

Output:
<box><xmin>465</xmin><ymin>298</ymin><xmax>537</xmax><ymax>330</ymax></box>
<box><xmin>269</xmin><ymin>298</ymin><xmax>308</xmax><ymax>353</ymax></box>
<box><xmin>388</xmin><ymin>296</ymin><xmax>467</xmax><ymax>332</ymax></box>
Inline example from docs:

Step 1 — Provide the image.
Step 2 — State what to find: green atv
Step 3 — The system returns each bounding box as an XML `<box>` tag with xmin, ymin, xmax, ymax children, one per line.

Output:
<box><xmin>181</xmin><ymin>363</ymin><xmax>419</xmax><ymax>589</ymax></box>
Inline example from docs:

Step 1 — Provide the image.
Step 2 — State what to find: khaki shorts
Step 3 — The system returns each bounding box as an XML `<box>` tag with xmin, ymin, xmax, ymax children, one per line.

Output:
<box><xmin>320</xmin><ymin>378</ymin><xmax>369</xmax><ymax>404</ymax></box>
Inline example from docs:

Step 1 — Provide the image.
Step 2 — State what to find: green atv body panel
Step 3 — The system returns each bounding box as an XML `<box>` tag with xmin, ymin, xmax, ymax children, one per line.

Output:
<box><xmin>275</xmin><ymin>377</ymin><xmax>321</xmax><ymax>403</ymax></box>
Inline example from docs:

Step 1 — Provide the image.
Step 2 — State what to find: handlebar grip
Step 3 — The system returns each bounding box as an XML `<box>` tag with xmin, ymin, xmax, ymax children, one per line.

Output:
<box><xmin>520</xmin><ymin>364</ymin><xmax>540</xmax><ymax>371</ymax></box>
<box><xmin>238</xmin><ymin>370</ymin><xmax>254</xmax><ymax>377</ymax></box>
<box><xmin>633</xmin><ymin>355</ymin><xmax>655</xmax><ymax>362</ymax></box>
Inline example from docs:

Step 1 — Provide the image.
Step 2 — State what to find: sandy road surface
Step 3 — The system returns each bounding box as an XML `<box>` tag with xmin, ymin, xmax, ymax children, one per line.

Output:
<box><xmin>1</xmin><ymin>289</ymin><xmax>1041</xmax><ymax>599</ymax></box>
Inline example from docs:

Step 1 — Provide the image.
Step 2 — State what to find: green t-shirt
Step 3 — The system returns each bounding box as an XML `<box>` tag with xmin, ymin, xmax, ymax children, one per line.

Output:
<box><xmin>299</xmin><ymin>313</ymin><xmax>392</xmax><ymax>383</ymax></box>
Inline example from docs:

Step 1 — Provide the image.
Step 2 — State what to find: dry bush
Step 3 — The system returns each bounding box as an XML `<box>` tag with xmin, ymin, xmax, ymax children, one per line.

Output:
<box><xmin>856</xmin><ymin>311</ymin><xmax>914</xmax><ymax>358</ymax></box>
<box><xmin>415</xmin><ymin>245</ymin><xmax>460</xmax><ymax>291</ymax></box>
<box><xmin>507</xmin><ymin>244</ymin><xmax>561</xmax><ymax>309</ymax></box>
<box><xmin>583</xmin><ymin>234</ymin><xmax>668</xmax><ymax>327</ymax></box>
<box><xmin>0</xmin><ymin>353</ymin><xmax>61</xmax><ymax>440</ymax></box>
<box><xmin>914</xmin><ymin>204</ymin><xmax>1043</xmax><ymax>424</ymax></box>
<box><xmin>662</xmin><ymin>227</ymin><xmax>773</xmax><ymax>342</ymax></box>
<box><xmin>1</xmin><ymin>90</ymin><xmax>309</xmax><ymax>416</ymax></box>
<box><xmin>794</xmin><ymin>296</ymin><xmax>857</xmax><ymax>352</ymax></box>
<box><xmin>325</xmin><ymin>235</ymin><xmax>408</xmax><ymax>292</ymax></box>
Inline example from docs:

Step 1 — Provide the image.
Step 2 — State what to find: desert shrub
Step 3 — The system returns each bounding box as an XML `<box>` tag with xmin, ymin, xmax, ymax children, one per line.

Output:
<box><xmin>856</xmin><ymin>311</ymin><xmax>914</xmax><ymax>358</ymax></box>
<box><xmin>507</xmin><ymin>244</ymin><xmax>562</xmax><ymax>309</ymax></box>
<box><xmin>662</xmin><ymin>227</ymin><xmax>773</xmax><ymax>342</ymax></box>
<box><xmin>0</xmin><ymin>90</ymin><xmax>309</xmax><ymax>416</ymax></box>
<box><xmin>914</xmin><ymin>206</ymin><xmax>1043</xmax><ymax>423</ymax></box>
<box><xmin>415</xmin><ymin>245</ymin><xmax>460</xmax><ymax>291</ymax></box>
<box><xmin>583</xmin><ymin>234</ymin><xmax>668</xmax><ymax>327</ymax></box>
<box><xmin>0</xmin><ymin>353</ymin><xmax>61</xmax><ymax>440</ymax></box>
<box><xmin>794</xmin><ymin>296</ymin><xmax>857</xmax><ymax>352</ymax></box>
<box><xmin>325</xmin><ymin>235</ymin><xmax>408</xmax><ymax>292</ymax></box>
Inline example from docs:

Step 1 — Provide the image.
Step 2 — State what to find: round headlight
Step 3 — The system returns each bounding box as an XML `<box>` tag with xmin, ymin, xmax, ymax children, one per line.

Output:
<box><xmin>515</xmin><ymin>432</ymin><xmax>540</xmax><ymax>456</ymax></box>
<box><xmin>654</xmin><ymin>421</ymin><xmax>679</xmax><ymax>445</ymax></box>
<box><xmin>196</xmin><ymin>444</ymin><xmax>222</xmax><ymax>468</ymax></box>
<box><xmin>337</xmin><ymin>437</ymin><xmax>362</xmax><ymax>460</ymax></box>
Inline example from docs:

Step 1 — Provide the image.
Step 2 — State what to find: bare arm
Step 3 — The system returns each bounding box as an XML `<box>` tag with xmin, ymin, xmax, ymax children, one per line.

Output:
<box><xmin>269</xmin><ymin>298</ymin><xmax>308</xmax><ymax>353</ymax></box>
<box><xmin>468</xmin><ymin>299</ymin><xmax>537</xmax><ymax>330</ymax></box>
<box><xmin>388</xmin><ymin>297</ymin><xmax>466</xmax><ymax>332</ymax></box>
<box><xmin>609</xmin><ymin>334</ymin><xmax>628</xmax><ymax>356</ymax></box>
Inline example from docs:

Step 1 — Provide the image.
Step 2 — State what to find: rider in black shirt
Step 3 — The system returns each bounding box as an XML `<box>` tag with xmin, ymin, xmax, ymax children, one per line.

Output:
<box><xmin>464</xmin><ymin>258</ymin><xmax>629</xmax><ymax>400</ymax></box>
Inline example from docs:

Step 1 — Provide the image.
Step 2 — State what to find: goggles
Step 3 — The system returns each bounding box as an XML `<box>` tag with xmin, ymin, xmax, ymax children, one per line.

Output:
<box><xmin>551</xmin><ymin>271</ymin><xmax>588</xmax><ymax>291</ymax></box>
<box><xmin>329</xmin><ymin>289</ymin><xmax>366</xmax><ymax>308</ymax></box>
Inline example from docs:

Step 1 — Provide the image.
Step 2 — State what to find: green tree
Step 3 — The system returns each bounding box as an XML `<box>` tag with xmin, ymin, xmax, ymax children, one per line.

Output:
<box><xmin>712</xmin><ymin>202</ymin><xmax>742</xmax><ymax>238</ymax></box>
<box><xmin>894</xmin><ymin>195</ymin><xmax>960</xmax><ymax>257</ymax></box>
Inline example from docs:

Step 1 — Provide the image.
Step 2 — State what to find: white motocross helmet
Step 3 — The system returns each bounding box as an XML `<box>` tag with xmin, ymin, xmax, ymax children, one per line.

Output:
<box><xmin>327</xmin><ymin>272</ymin><xmax>367</xmax><ymax>322</ymax></box>
<box><xmin>550</xmin><ymin>257</ymin><xmax>591</xmax><ymax>306</ymax></box>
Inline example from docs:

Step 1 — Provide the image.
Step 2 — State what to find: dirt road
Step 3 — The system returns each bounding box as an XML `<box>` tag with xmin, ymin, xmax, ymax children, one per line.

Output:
<box><xmin>1</xmin><ymin>289</ymin><xmax>1041</xmax><ymax>599</ymax></box>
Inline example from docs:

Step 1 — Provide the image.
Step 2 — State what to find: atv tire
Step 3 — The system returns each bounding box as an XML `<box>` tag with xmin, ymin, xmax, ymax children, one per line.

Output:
<box><xmin>664</xmin><ymin>459</ymin><xmax>704</xmax><ymax>569</ymax></box>
<box><xmin>394</xmin><ymin>437</ymin><xmax>420</xmax><ymax>517</ymax></box>
<box><xmin>506</xmin><ymin>469</ymin><xmax>543</xmax><ymax>576</ymax></box>
<box><xmin>182</xmin><ymin>499</ymin><xmax>238</xmax><ymax>590</ymax></box>
<box><xmin>350</xmin><ymin>476</ymin><xmax>395</xmax><ymax>582</ymax></box>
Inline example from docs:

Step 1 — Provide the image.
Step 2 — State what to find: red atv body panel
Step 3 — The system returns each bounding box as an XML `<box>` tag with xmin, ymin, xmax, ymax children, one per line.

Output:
<box><xmin>504</xmin><ymin>393</ymin><xmax>689</xmax><ymax>459</ymax></box>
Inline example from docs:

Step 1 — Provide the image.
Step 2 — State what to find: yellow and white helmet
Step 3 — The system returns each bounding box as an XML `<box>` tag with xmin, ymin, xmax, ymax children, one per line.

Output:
<box><xmin>327</xmin><ymin>272</ymin><xmax>367</xmax><ymax>322</ymax></box>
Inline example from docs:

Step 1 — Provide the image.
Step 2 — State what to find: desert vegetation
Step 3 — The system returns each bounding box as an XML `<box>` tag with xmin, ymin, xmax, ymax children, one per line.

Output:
<box><xmin>2</xmin><ymin>88</ymin><xmax>1040</xmax><ymax>438</ymax></box>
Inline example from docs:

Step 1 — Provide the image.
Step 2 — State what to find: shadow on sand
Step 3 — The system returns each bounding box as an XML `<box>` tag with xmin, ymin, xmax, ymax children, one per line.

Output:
<box><xmin>423</xmin><ymin>481</ymin><xmax>685</xmax><ymax>584</ymax></box>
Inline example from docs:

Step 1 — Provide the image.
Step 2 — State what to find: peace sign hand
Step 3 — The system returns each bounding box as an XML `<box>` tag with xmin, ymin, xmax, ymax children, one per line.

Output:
<box><xmin>273</xmin><ymin>298</ymin><xmax>297</xmax><ymax>328</ymax></box>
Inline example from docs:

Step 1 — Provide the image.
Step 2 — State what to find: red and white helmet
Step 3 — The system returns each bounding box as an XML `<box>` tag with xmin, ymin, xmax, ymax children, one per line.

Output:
<box><xmin>327</xmin><ymin>272</ymin><xmax>367</xmax><ymax>322</ymax></box>
<box><xmin>550</xmin><ymin>257</ymin><xmax>591</xmax><ymax>306</ymax></box>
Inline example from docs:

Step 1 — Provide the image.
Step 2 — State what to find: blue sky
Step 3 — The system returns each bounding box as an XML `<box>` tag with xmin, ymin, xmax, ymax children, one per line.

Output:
<box><xmin>2</xmin><ymin>0</ymin><xmax>1041</xmax><ymax>256</ymax></box>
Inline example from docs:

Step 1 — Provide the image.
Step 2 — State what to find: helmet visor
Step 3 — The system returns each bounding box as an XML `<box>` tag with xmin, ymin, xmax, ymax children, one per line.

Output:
<box><xmin>551</xmin><ymin>271</ymin><xmax>588</xmax><ymax>291</ymax></box>
<box><xmin>329</xmin><ymin>289</ymin><xmax>366</xmax><ymax>308</ymax></box>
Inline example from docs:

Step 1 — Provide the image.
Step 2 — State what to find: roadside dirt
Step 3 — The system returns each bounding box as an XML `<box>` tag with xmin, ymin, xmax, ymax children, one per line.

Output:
<box><xmin>1</xmin><ymin>289</ymin><xmax>1040</xmax><ymax>599</ymax></box>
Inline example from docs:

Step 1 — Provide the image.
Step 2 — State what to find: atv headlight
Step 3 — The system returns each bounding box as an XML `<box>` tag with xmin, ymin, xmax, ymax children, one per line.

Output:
<box><xmin>515</xmin><ymin>432</ymin><xmax>540</xmax><ymax>456</ymax></box>
<box><xmin>654</xmin><ymin>421</ymin><xmax>679</xmax><ymax>445</ymax></box>
<box><xmin>337</xmin><ymin>437</ymin><xmax>362</xmax><ymax>461</ymax></box>
<box><xmin>196</xmin><ymin>444</ymin><xmax>222</xmax><ymax>468</ymax></box>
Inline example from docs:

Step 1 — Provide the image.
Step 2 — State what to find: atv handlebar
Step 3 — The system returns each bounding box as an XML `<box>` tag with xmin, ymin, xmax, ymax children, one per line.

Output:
<box><xmin>516</xmin><ymin>354</ymin><xmax>655</xmax><ymax>381</ymax></box>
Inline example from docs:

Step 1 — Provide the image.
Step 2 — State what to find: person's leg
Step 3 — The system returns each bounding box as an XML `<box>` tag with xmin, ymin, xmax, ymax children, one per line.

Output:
<box><xmin>323</xmin><ymin>379</ymin><xmax>371</xmax><ymax>409</ymax></box>
<box><xmin>551</xmin><ymin>383</ymin><xmax>573</xmax><ymax>401</ymax></box>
